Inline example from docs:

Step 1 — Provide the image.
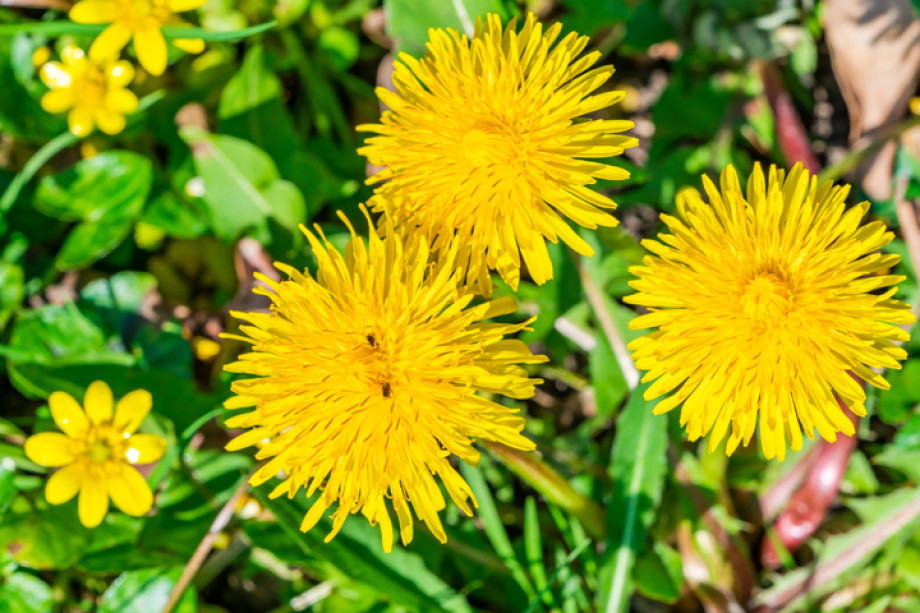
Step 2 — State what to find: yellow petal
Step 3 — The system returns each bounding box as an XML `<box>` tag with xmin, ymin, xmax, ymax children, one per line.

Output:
<box><xmin>123</xmin><ymin>433</ymin><xmax>167</xmax><ymax>464</ymax></box>
<box><xmin>104</xmin><ymin>89</ymin><xmax>139</xmax><ymax>114</ymax></box>
<box><xmin>49</xmin><ymin>391</ymin><xmax>89</xmax><ymax>437</ymax></box>
<box><xmin>172</xmin><ymin>38</ymin><xmax>205</xmax><ymax>54</ymax></box>
<box><xmin>70</xmin><ymin>0</ymin><xmax>118</xmax><ymax>24</ymax></box>
<box><xmin>113</xmin><ymin>389</ymin><xmax>152</xmax><ymax>434</ymax></box>
<box><xmin>94</xmin><ymin>108</ymin><xmax>127</xmax><ymax>135</ymax></box>
<box><xmin>90</xmin><ymin>23</ymin><xmax>133</xmax><ymax>64</ymax></box>
<box><xmin>107</xmin><ymin>60</ymin><xmax>135</xmax><ymax>87</ymax></box>
<box><xmin>24</xmin><ymin>432</ymin><xmax>75</xmax><ymax>467</ymax></box>
<box><xmin>46</xmin><ymin>464</ymin><xmax>84</xmax><ymax>505</ymax></box>
<box><xmin>41</xmin><ymin>89</ymin><xmax>75</xmax><ymax>114</ymax></box>
<box><xmin>68</xmin><ymin>106</ymin><xmax>95</xmax><ymax>137</ymax></box>
<box><xmin>84</xmin><ymin>381</ymin><xmax>114</xmax><ymax>424</ymax></box>
<box><xmin>60</xmin><ymin>46</ymin><xmax>86</xmax><ymax>65</ymax></box>
<box><xmin>39</xmin><ymin>62</ymin><xmax>71</xmax><ymax>88</ymax></box>
<box><xmin>78</xmin><ymin>477</ymin><xmax>109</xmax><ymax>528</ymax></box>
<box><xmin>134</xmin><ymin>26</ymin><xmax>167</xmax><ymax>76</ymax></box>
<box><xmin>107</xmin><ymin>465</ymin><xmax>153</xmax><ymax>516</ymax></box>
<box><xmin>168</xmin><ymin>0</ymin><xmax>208</xmax><ymax>12</ymax></box>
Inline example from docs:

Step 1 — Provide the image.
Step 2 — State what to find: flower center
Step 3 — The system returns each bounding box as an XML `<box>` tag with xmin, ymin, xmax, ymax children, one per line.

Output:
<box><xmin>460</xmin><ymin>124</ymin><xmax>518</xmax><ymax>169</ymax></box>
<box><xmin>740</xmin><ymin>272</ymin><xmax>793</xmax><ymax>325</ymax></box>
<box><xmin>88</xmin><ymin>440</ymin><xmax>111</xmax><ymax>463</ymax></box>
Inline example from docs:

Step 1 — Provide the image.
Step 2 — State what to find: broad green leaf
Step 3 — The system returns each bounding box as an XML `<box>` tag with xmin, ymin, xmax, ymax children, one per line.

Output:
<box><xmin>631</xmin><ymin>542</ymin><xmax>683</xmax><ymax>604</ymax></box>
<box><xmin>140</xmin><ymin>191</ymin><xmax>208</xmax><ymax>239</ymax></box>
<box><xmin>34</xmin><ymin>151</ymin><xmax>152</xmax><ymax>222</ymax></box>
<box><xmin>0</xmin><ymin>459</ymin><xmax>15</xmax><ymax>518</ymax></box>
<box><xmin>598</xmin><ymin>380</ymin><xmax>669</xmax><ymax>613</ymax></box>
<box><xmin>253</xmin><ymin>486</ymin><xmax>473</xmax><ymax>613</ymax></box>
<box><xmin>98</xmin><ymin>567</ymin><xmax>196</xmax><ymax>613</ymax></box>
<box><xmin>33</xmin><ymin>151</ymin><xmax>151</xmax><ymax>270</ymax></box>
<box><xmin>0</xmin><ymin>572</ymin><xmax>53</xmax><ymax>613</ymax></box>
<box><xmin>384</xmin><ymin>0</ymin><xmax>510</xmax><ymax>55</ymax></box>
<box><xmin>0</xmin><ymin>500</ymin><xmax>93</xmax><ymax>569</ymax></box>
<box><xmin>81</xmin><ymin>272</ymin><xmax>158</xmax><ymax>314</ymax></box>
<box><xmin>179</xmin><ymin>128</ymin><xmax>306</xmax><ymax>241</ymax></box>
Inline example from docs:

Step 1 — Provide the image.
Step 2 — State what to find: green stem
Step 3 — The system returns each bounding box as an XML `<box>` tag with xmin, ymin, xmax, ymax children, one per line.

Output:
<box><xmin>0</xmin><ymin>131</ymin><xmax>76</xmax><ymax>216</ymax></box>
<box><xmin>483</xmin><ymin>441</ymin><xmax>608</xmax><ymax>540</ymax></box>
<box><xmin>818</xmin><ymin>115</ymin><xmax>920</xmax><ymax>184</ymax></box>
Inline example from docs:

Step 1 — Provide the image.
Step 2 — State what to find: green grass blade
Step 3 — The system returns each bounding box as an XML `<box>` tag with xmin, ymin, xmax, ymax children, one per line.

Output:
<box><xmin>0</xmin><ymin>20</ymin><xmax>275</xmax><ymax>40</ymax></box>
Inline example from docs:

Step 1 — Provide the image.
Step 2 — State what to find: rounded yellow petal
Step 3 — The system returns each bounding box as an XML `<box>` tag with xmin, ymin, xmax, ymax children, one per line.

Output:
<box><xmin>78</xmin><ymin>477</ymin><xmax>109</xmax><ymax>528</ymax></box>
<box><xmin>46</xmin><ymin>464</ymin><xmax>84</xmax><ymax>505</ymax></box>
<box><xmin>39</xmin><ymin>62</ymin><xmax>71</xmax><ymax>88</ymax></box>
<box><xmin>84</xmin><ymin>381</ymin><xmax>114</xmax><ymax>424</ymax></box>
<box><xmin>24</xmin><ymin>432</ymin><xmax>75</xmax><ymax>467</ymax></box>
<box><xmin>123</xmin><ymin>433</ymin><xmax>166</xmax><ymax>464</ymax></box>
<box><xmin>60</xmin><ymin>46</ymin><xmax>87</xmax><ymax>65</ymax></box>
<box><xmin>69</xmin><ymin>0</ymin><xmax>118</xmax><ymax>24</ymax></box>
<box><xmin>113</xmin><ymin>389</ymin><xmax>152</xmax><ymax>434</ymax></box>
<box><xmin>172</xmin><ymin>37</ymin><xmax>205</xmax><ymax>54</ymax></box>
<box><xmin>107</xmin><ymin>60</ymin><xmax>135</xmax><ymax>88</ymax></box>
<box><xmin>89</xmin><ymin>23</ymin><xmax>133</xmax><ymax>64</ymax></box>
<box><xmin>68</xmin><ymin>106</ymin><xmax>95</xmax><ymax>137</ymax></box>
<box><xmin>108</xmin><ymin>465</ymin><xmax>153</xmax><ymax>517</ymax></box>
<box><xmin>104</xmin><ymin>89</ymin><xmax>139</xmax><ymax>114</ymax></box>
<box><xmin>41</xmin><ymin>89</ymin><xmax>75</xmax><ymax>114</ymax></box>
<box><xmin>168</xmin><ymin>0</ymin><xmax>208</xmax><ymax>12</ymax></box>
<box><xmin>49</xmin><ymin>391</ymin><xmax>90</xmax><ymax>437</ymax></box>
<box><xmin>134</xmin><ymin>26</ymin><xmax>167</xmax><ymax>76</ymax></box>
<box><xmin>94</xmin><ymin>108</ymin><xmax>127</xmax><ymax>135</ymax></box>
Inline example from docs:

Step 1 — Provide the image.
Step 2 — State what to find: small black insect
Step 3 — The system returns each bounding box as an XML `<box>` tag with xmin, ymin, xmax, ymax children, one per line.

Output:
<box><xmin>381</xmin><ymin>382</ymin><xmax>392</xmax><ymax>398</ymax></box>
<box><xmin>366</xmin><ymin>334</ymin><xmax>376</xmax><ymax>347</ymax></box>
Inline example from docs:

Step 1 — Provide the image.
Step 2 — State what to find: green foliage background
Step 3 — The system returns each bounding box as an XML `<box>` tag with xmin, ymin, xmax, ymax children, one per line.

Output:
<box><xmin>2</xmin><ymin>0</ymin><xmax>920</xmax><ymax>612</ymax></box>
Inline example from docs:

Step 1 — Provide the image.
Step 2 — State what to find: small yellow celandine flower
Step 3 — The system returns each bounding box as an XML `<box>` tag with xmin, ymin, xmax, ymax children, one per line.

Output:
<box><xmin>39</xmin><ymin>46</ymin><xmax>138</xmax><ymax>137</ymax></box>
<box><xmin>69</xmin><ymin>0</ymin><xmax>207</xmax><ymax>76</ymax></box>
<box><xmin>627</xmin><ymin>163</ymin><xmax>915</xmax><ymax>460</ymax></box>
<box><xmin>358</xmin><ymin>12</ymin><xmax>636</xmax><ymax>294</ymax></box>
<box><xmin>223</xmin><ymin>208</ymin><xmax>547</xmax><ymax>552</ymax></box>
<box><xmin>24</xmin><ymin>381</ymin><xmax>166</xmax><ymax>528</ymax></box>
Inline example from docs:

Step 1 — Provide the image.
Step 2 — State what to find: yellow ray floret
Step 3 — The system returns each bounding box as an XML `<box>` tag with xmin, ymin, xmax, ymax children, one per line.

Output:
<box><xmin>69</xmin><ymin>0</ymin><xmax>207</xmax><ymax>76</ymax></box>
<box><xmin>626</xmin><ymin>163</ymin><xmax>915</xmax><ymax>461</ymax></box>
<box><xmin>24</xmin><ymin>381</ymin><xmax>166</xmax><ymax>527</ymax></box>
<box><xmin>223</xmin><ymin>208</ymin><xmax>547</xmax><ymax>552</ymax></box>
<box><xmin>358</xmin><ymin>12</ymin><xmax>636</xmax><ymax>294</ymax></box>
<box><xmin>39</xmin><ymin>46</ymin><xmax>138</xmax><ymax>137</ymax></box>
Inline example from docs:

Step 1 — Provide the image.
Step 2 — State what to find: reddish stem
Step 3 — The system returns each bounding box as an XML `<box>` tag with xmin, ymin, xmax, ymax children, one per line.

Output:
<box><xmin>760</xmin><ymin>397</ymin><xmax>859</xmax><ymax>567</ymax></box>
<box><xmin>757</xmin><ymin>61</ymin><xmax>822</xmax><ymax>173</ymax></box>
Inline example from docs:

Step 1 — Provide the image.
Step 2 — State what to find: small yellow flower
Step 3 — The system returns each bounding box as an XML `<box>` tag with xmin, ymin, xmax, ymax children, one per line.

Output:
<box><xmin>39</xmin><ymin>46</ymin><xmax>138</xmax><ymax>137</ymax></box>
<box><xmin>24</xmin><ymin>381</ymin><xmax>167</xmax><ymax>528</ymax></box>
<box><xmin>69</xmin><ymin>0</ymin><xmax>207</xmax><ymax>76</ymax></box>
<box><xmin>223</xmin><ymin>208</ymin><xmax>547</xmax><ymax>552</ymax></box>
<box><xmin>627</xmin><ymin>163</ymin><xmax>915</xmax><ymax>460</ymax></box>
<box><xmin>359</xmin><ymin>12</ymin><xmax>636</xmax><ymax>294</ymax></box>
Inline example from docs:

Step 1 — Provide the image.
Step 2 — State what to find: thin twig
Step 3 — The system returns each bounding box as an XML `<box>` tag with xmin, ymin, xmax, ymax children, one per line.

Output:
<box><xmin>161</xmin><ymin>473</ymin><xmax>251</xmax><ymax>613</ymax></box>
<box><xmin>578</xmin><ymin>263</ymin><xmax>640</xmax><ymax>389</ymax></box>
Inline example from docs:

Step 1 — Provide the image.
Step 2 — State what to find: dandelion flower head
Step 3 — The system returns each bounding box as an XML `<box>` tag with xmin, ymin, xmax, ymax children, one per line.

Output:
<box><xmin>24</xmin><ymin>381</ymin><xmax>166</xmax><ymax>527</ymax></box>
<box><xmin>627</xmin><ymin>163</ymin><xmax>914</xmax><ymax>460</ymax></box>
<box><xmin>39</xmin><ymin>46</ymin><xmax>138</xmax><ymax>137</ymax></box>
<box><xmin>70</xmin><ymin>0</ymin><xmax>206</xmax><ymax>76</ymax></box>
<box><xmin>223</xmin><ymin>209</ymin><xmax>547</xmax><ymax>552</ymax></box>
<box><xmin>359</xmin><ymin>12</ymin><xmax>636</xmax><ymax>293</ymax></box>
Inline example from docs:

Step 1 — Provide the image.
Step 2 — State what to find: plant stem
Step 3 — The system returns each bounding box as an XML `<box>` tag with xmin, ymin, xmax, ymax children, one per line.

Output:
<box><xmin>0</xmin><ymin>131</ymin><xmax>76</xmax><ymax>217</ymax></box>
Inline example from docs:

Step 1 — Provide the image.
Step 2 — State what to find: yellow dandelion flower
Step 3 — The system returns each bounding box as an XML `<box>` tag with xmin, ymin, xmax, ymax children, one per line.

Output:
<box><xmin>24</xmin><ymin>381</ymin><xmax>167</xmax><ymax>528</ymax></box>
<box><xmin>627</xmin><ymin>163</ymin><xmax>915</xmax><ymax>461</ymax></box>
<box><xmin>39</xmin><ymin>46</ymin><xmax>138</xmax><ymax>137</ymax></box>
<box><xmin>358</xmin><ymin>12</ymin><xmax>636</xmax><ymax>294</ymax></box>
<box><xmin>223</xmin><ymin>208</ymin><xmax>547</xmax><ymax>552</ymax></box>
<box><xmin>69</xmin><ymin>0</ymin><xmax>207</xmax><ymax>76</ymax></box>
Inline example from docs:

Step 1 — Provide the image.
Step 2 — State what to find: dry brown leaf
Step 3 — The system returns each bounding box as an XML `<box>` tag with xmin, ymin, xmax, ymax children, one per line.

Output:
<box><xmin>824</xmin><ymin>0</ymin><xmax>920</xmax><ymax>199</ymax></box>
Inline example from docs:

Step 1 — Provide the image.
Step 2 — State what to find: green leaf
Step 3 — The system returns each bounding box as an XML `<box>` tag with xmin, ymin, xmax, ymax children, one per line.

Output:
<box><xmin>179</xmin><ymin>128</ymin><xmax>306</xmax><ymax>241</ymax></box>
<box><xmin>140</xmin><ymin>191</ymin><xmax>208</xmax><ymax>239</ymax></box>
<box><xmin>598</xmin><ymin>380</ymin><xmax>669</xmax><ymax>613</ymax></box>
<box><xmin>0</xmin><ymin>501</ymin><xmax>93</xmax><ymax>569</ymax></box>
<box><xmin>81</xmin><ymin>272</ymin><xmax>158</xmax><ymax>314</ymax></box>
<box><xmin>0</xmin><ymin>261</ymin><xmax>24</xmax><ymax>330</ymax></box>
<box><xmin>33</xmin><ymin>151</ymin><xmax>152</xmax><ymax>270</ymax></box>
<box><xmin>0</xmin><ymin>572</ymin><xmax>53</xmax><ymax>613</ymax></box>
<box><xmin>253</xmin><ymin>486</ymin><xmax>473</xmax><ymax>613</ymax></box>
<box><xmin>0</xmin><ymin>459</ymin><xmax>15</xmax><ymax>519</ymax></box>
<box><xmin>98</xmin><ymin>567</ymin><xmax>196</xmax><ymax>613</ymax></box>
<box><xmin>631</xmin><ymin>542</ymin><xmax>683</xmax><ymax>604</ymax></box>
<box><xmin>461</xmin><ymin>463</ymin><xmax>536</xmax><ymax>601</ymax></box>
<box><xmin>384</xmin><ymin>0</ymin><xmax>510</xmax><ymax>55</ymax></box>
